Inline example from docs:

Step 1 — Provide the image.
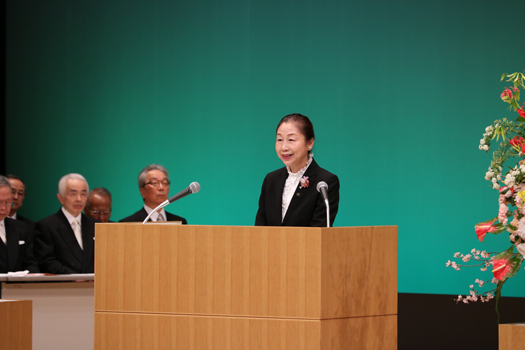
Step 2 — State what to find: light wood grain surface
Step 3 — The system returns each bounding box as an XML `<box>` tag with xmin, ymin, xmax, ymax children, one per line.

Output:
<box><xmin>95</xmin><ymin>312</ymin><xmax>396</xmax><ymax>350</ymax></box>
<box><xmin>0</xmin><ymin>299</ymin><xmax>32</xmax><ymax>350</ymax></box>
<box><xmin>499</xmin><ymin>323</ymin><xmax>525</xmax><ymax>350</ymax></box>
<box><xmin>95</xmin><ymin>224</ymin><xmax>397</xmax><ymax>319</ymax></box>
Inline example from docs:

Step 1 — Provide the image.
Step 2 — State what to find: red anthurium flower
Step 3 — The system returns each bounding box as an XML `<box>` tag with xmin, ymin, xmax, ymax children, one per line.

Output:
<box><xmin>492</xmin><ymin>258</ymin><xmax>512</xmax><ymax>280</ymax></box>
<box><xmin>492</xmin><ymin>246</ymin><xmax>522</xmax><ymax>281</ymax></box>
<box><xmin>475</xmin><ymin>218</ymin><xmax>497</xmax><ymax>242</ymax></box>
<box><xmin>475</xmin><ymin>217</ymin><xmax>505</xmax><ymax>242</ymax></box>
<box><xmin>501</xmin><ymin>88</ymin><xmax>513</xmax><ymax>103</ymax></box>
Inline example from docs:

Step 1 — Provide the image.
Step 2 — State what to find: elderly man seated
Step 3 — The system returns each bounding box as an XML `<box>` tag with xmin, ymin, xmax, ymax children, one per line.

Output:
<box><xmin>120</xmin><ymin>164</ymin><xmax>187</xmax><ymax>223</ymax></box>
<box><xmin>0</xmin><ymin>175</ymin><xmax>39</xmax><ymax>273</ymax></box>
<box><xmin>35</xmin><ymin>173</ymin><xmax>96</xmax><ymax>274</ymax></box>
<box><xmin>84</xmin><ymin>187</ymin><xmax>113</xmax><ymax>223</ymax></box>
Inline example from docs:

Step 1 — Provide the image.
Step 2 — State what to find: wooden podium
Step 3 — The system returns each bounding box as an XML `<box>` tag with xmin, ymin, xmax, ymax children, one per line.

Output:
<box><xmin>94</xmin><ymin>224</ymin><xmax>397</xmax><ymax>349</ymax></box>
<box><xmin>0</xmin><ymin>299</ymin><xmax>32</xmax><ymax>350</ymax></box>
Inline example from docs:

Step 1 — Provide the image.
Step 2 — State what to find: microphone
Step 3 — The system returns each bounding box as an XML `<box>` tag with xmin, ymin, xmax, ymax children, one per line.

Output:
<box><xmin>316</xmin><ymin>181</ymin><xmax>329</xmax><ymax>202</ymax></box>
<box><xmin>142</xmin><ymin>182</ymin><xmax>201</xmax><ymax>224</ymax></box>
<box><xmin>167</xmin><ymin>182</ymin><xmax>201</xmax><ymax>203</ymax></box>
<box><xmin>316</xmin><ymin>181</ymin><xmax>330</xmax><ymax>228</ymax></box>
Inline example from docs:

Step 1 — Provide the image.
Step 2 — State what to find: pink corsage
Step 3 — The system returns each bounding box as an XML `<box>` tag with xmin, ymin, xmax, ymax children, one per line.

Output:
<box><xmin>299</xmin><ymin>176</ymin><xmax>309</xmax><ymax>189</ymax></box>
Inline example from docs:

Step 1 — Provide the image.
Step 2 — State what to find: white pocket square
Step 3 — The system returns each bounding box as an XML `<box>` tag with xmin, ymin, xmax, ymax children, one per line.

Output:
<box><xmin>18</xmin><ymin>240</ymin><xmax>25</xmax><ymax>245</ymax></box>
<box><xmin>93</xmin><ymin>237</ymin><xmax>95</xmax><ymax>240</ymax></box>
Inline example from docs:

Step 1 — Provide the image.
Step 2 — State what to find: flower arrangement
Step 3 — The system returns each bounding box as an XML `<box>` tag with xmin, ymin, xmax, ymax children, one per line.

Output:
<box><xmin>446</xmin><ymin>70</ymin><xmax>525</xmax><ymax>314</ymax></box>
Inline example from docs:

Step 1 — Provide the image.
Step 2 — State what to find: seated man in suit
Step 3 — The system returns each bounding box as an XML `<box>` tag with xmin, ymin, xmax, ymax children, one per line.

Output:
<box><xmin>84</xmin><ymin>187</ymin><xmax>113</xmax><ymax>223</ymax></box>
<box><xmin>7</xmin><ymin>174</ymin><xmax>35</xmax><ymax>226</ymax></box>
<box><xmin>120</xmin><ymin>164</ymin><xmax>187</xmax><ymax>223</ymax></box>
<box><xmin>35</xmin><ymin>173</ymin><xmax>96</xmax><ymax>274</ymax></box>
<box><xmin>0</xmin><ymin>176</ymin><xmax>39</xmax><ymax>273</ymax></box>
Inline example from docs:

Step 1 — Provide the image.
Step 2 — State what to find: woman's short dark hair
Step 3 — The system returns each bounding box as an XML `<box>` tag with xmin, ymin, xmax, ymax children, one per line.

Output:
<box><xmin>276</xmin><ymin>113</ymin><xmax>315</xmax><ymax>143</ymax></box>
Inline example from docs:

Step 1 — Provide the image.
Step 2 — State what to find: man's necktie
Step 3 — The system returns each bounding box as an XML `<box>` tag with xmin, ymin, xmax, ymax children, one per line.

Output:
<box><xmin>73</xmin><ymin>220</ymin><xmax>83</xmax><ymax>249</ymax></box>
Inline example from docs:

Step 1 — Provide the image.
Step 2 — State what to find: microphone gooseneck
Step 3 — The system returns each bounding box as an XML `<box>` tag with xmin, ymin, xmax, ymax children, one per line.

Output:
<box><xmin>316</xmin><ymin>181</ymin><xmax>330</xmax><ymax>228</ymax></box>
<box><xmin>142</xmin><ymin>182</ymin><xmax>201</xmax><ymax>224</ymax></box>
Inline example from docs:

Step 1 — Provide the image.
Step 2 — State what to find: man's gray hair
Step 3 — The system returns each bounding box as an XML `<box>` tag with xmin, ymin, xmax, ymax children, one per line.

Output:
<box><xmin>138</xmin><ymin>164</ymin><xmax>169</xmax><ymax>188</ymax></box>
<box><xmin>0</xmin><ymin>176</ymin><xmax>12</xmax><ymax>190</ymax></box>
<box><xmin>58</xmin><ymin>173</ymin><xmax>89</xmax><ymax>197</ymax></box>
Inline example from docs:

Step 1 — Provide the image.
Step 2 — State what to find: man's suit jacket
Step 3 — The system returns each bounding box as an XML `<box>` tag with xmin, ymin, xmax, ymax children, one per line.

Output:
<box><xmin>119</xmin><ymin>208</ymin><xmax>187</xmax><ymax>224</ymax></box>
<box><xmin>0</xmin><ymin>218</ymin><xmax>39</xmax><ymax>273</ymax></box>
<box><xmin>35</xmin><ymin>210</ymin><xmax>96</xmax><ymax>274</ymax></box>
<box><xmin>15</xmin><ymin>214</ymin><xmax>36</xmax><ymax>244</ymax></box>
<box><xmin>255</xmin><ymin>159</ymin><xmax>340</xmax><ymax>227</ymax></box>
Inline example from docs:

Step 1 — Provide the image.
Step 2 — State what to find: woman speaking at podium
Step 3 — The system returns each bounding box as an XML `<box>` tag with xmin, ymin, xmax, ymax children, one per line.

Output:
<box><xmin>255</xmin><ymin>113</ymin><xmax>339</xmax><ymax>227</ymax></box>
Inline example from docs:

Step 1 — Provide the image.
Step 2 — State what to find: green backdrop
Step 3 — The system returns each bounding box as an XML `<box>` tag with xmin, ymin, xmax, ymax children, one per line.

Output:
<box><xmin>5</xmin><ymin>0</ymin><xmax>525</xmax><ymax>296</ymax></box>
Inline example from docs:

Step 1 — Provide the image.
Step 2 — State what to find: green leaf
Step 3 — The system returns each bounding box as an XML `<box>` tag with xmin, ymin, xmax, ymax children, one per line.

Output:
<box><xmin>501</xmin><ymin>73</ymin><xmax>508</xmax><ymax>81</ymax></box>
<box><xmin>515</xmin><ymin>116</ymin><xmax>525</xmax><ymax>123</ymax></box>
<box><xmin>504</xmin><ymin>256</ymin><xmax>522</xmax><ymax>279</ymax></box>
<box><xmin>488</xmin><ymin>225</ymin><xmax>507</xmax><ymax>234</ymax></box>
<box><xmin>494</xmin><ymin>279</ymin><xmax>507</xmax><ymax>324</ymax></box>
<box><xmin>494</xmin><ymin>245</ymin><xmax>515</xmax><ymax>260</ymax></box>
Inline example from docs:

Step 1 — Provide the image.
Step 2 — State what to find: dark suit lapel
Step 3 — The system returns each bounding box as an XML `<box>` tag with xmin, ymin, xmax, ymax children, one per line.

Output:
<box><xmin>274</xmin><ymin>168</ymin><xmax>287</xmax><ymax>225</ymax></box>
<box><xmin>282</xmin><ymin>159</ymin><xmax>320</xmax><ymax>225</ymax></box>
<box><xmin>5</xmin><ymin>218</ymin><xmax>20</xmax><ymax>271</ymax></box>
<box><xmin>80</xmin><ymin>214</ymin><xmax>94</xmax><ymax>272</ymax></box>
<box><xmin>56</xmin><ymin>210</ymin><xmax>83</xmax><ymax>263</ymax></box>
<box><xmin>140</xmin><ymin>208</ymin><xmax>152</xmax><ymax>222</ymax></box>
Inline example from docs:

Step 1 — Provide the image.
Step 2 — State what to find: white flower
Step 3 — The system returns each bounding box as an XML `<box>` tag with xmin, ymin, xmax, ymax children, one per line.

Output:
<box><xmin>497</xmin><ymin>174</ymin><xmax>502</xmax><ymax>180</ymax></box>
<box><xmin>512</xmin><ymin>170</ymin><xmax>520</xmax><ymax>176</ymax></box>
<box><xmin>517</xmin><ymin>243</ymin><xmax>525</xmax><ymax>258</ymax></box>
<box><xmin>480</xmin><ymin>139</ymin><xmax>486</xmax><ymax>145</ymax></box>
<box><xmin>492</xmin><ymin>178</ymin><xmax>498</xmax><ymax>183</ymax></box>
<box><xmin>493</xmin><ymin>183</ymin><xmax>500</xmax><ymax>190</ymax></box>
<box><xmin>482</xmin><ymin>145</ymin><xmax>489</xmax><ymax>151</ymax></box>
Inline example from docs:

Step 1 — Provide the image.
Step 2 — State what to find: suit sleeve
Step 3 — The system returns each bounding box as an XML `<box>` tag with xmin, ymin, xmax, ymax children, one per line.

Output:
<box><xmin>309</xmin><ymin>173</ymin><xmax>340</xmax><ymax>227</ymax></box>
<box><xmin>35</xmin><ymin>222</ymin><xmax>75</xmax><ymax>274</ymax></box>
<box><xmin>255</xmin><ymin>175</ymin><xmax>268</xmax><ymax>226</ymax></box>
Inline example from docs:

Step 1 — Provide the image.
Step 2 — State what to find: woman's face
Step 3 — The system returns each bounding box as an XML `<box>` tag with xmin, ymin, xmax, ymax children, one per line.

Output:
<box><xmin>275</xmin><ymin>122</ymin><xmax>314</xmax><ymax>173</ymax></box>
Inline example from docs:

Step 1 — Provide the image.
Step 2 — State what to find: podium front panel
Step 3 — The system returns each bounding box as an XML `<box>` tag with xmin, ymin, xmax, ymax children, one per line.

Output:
<box><xmin>95</xmin><ymin>224</ymin><xmax>397</xmax><ymax>320</ymax></box>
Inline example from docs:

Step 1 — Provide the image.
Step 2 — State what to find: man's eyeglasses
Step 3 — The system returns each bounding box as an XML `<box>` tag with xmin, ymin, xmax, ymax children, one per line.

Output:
<box><xmin>88</xmin><ymin>209</ymin><xmax>112</xmax><ymax>215</ymax></box>
<box><xmin>0</xmin><ymin>201</ymin><xmax>14</xmax><ymax>208</ymax></box>
<box><xmin>145</xmin><ymin>180</ymin><xmax>171</xmax><ymax>187</ymax></box>
<box><xmin>11</xmin><ymin>190</ymin><xmax>25</xmax><ymax>197</ymax></box>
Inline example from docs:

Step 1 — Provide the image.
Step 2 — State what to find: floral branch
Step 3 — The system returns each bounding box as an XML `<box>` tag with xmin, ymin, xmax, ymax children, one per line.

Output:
<box><xmin>449</xmin><ymin>70</ymin><xmax>525</xmax><ymax>316</ymax></box>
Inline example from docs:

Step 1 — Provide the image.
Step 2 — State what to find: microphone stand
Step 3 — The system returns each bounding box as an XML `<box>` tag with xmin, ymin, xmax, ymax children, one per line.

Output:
<box><xmin>142</xmin><ymin>200</ymin><xmax>169</xmax><ymax>224</ymax></box>
<box><xmin>324</xmin><ymin>198</ymin><xmax>330</xmax><ymax>228</ymax></box>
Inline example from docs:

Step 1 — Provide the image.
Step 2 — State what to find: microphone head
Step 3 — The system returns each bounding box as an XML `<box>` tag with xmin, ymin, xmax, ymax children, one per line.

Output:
<box><xmin>189</xmin><ymin>182</ymin><xmax>201</xmax><ymax>193</ymax></box>
<box><xmin>316</xmin><ymin>181</ymin><xmax>328</xmax><ymax>192</ymax></box>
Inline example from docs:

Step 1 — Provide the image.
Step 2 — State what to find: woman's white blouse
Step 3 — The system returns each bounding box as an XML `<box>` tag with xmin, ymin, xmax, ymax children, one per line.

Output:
<box><xmin>281</xmin><ymin>155</ymin><xmax>313</xmax><ymax>222</ymax></box>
